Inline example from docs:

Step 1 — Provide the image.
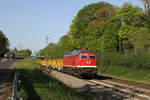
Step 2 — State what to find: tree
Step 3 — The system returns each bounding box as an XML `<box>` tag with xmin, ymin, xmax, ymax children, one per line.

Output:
<box><xmin>16</xmin><ymin>49</ymin><xmax>32</xmax><ymax>56</ymax></box>
<box><xmin>59</xmin><ymin>35</ymin><xmax>72</xmax><ymax>53</ymax></box>
<box><xmin>0</xmin><ymin>30</ymin><xmax>9</xmax><ymax>57</ymax></box>
<box><xmin>129</xmin><ymin>27</ymin><xmax>150</xmax><ymax>55</ymax></box>
<box><xmin>69</xmin><ymin>2</ymin><xmax>117</xmax><ymax>51</ymax></box>
<box><xmin>141</xmin><ymin>0</ymin><xmax>150</xmax><ymax>16</ymax></box>
<box><xmin>117</xmin><ymin>2</ymin><xmax>143</xmax><ymax>26</ymax></box>
<box><xmin>38</xmin><ymin>1</ymin><xmax>150</xmax><ymax>59</ymax></box>
<box><xmin>25</xmin><ymin>49</ymin><xmax>32</xmax><ymax>56</ymax></box>
<box><xmin>115</xmin><ymin>3</ymin><xmax>146</xmax><ymax>52</ymax></box>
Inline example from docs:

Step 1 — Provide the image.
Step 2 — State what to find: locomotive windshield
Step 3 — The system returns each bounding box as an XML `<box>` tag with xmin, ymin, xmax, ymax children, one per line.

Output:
<box><xmin>89</xmin><ymin>54</ymin><xmax>95</xmax><ymax>59</ymax></box>
<box><xmin>81</xmin><ymin>54</ymin><xmax>88</xmax><ymax>59</ymax></box>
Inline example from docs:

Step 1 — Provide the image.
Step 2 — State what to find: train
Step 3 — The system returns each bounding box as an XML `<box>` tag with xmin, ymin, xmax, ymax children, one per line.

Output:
<box><xmin>39</xmin><ymin>50</ymin><xmax>97</xmax><ymax>78</ymax></box>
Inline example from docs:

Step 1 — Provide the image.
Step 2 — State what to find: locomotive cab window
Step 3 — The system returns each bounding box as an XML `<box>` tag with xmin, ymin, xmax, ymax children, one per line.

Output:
<box><xmin>81</xmin><ymin>54</ymin><xmax>88</xmax><ymax>59</ymax></box>
<box><xmin>89</xmin><ymin>54</ymin><xmax>95</xmax><ymax>59</ymax></box>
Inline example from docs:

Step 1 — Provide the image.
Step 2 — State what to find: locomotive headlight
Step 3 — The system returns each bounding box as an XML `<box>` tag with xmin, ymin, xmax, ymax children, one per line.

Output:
<box><xmin>87</xmin><ymin>61</ymin><xmax>91</xmax><ymax>64</ymax></box>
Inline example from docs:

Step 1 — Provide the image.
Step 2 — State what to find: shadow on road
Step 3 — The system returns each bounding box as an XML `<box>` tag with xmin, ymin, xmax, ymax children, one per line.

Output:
<box><xmin>0</xmin><ymin>68</ymin><xmax>15</xmax><ymax>99</ymax></box>
<box><xmin>0</xmin><ymin>59</ymin><xmax>17</xmax><ymax>84</ymax></box>
<box><xmin>0</xmin><ymin>69</ymin><xmax>14</xmax><ymax>83</ymax></box>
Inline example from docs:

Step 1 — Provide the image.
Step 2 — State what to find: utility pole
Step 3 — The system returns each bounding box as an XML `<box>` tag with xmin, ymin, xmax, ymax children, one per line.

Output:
<box><xmin>119</xmin><ymin>38</ymin><xmax>122</xmax><ymax>52</ymax></box>
<box><xmin>18</xmin><ymin>43</ymin><xmax>23</xmax><ymax>50</ymax></box>
<box><xmin>46</xmin><ymin>36</ymin><xmax>50</xmax><ymax>47</ymax></box>
<box><xmin>45</xmin><ymin>36</ymin><xmax>50</xmax><ymax>66</ymax></box>
<box><xmin>101</xmin><ymin>37</ymin><xmax>104</xmax><ymax>74</ymax></box>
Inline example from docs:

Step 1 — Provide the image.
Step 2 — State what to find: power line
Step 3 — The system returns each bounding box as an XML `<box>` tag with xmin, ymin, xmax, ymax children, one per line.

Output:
<box><xmin>46</xmin><ymin>36</ymin><xmax>50</xmax><ymax>47</ymax></box>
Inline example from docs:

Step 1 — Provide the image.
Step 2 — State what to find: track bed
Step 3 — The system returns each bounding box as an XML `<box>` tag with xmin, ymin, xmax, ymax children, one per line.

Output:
<box><xmin>42</xmin><ymin>66</ymin><xmax>150</xmax><ymax>100</ymax></box>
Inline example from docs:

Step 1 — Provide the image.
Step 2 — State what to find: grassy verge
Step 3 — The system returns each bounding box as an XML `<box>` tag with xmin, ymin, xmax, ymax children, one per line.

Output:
<box><xmin>14</xmin><ymin>58</ymin><xmax>91</xmax><ymax>100</ymax></box>
<box><xmin>98</xmin><ymin>66</ymin><xmax>150</xmax><ymax>84</ymax></box>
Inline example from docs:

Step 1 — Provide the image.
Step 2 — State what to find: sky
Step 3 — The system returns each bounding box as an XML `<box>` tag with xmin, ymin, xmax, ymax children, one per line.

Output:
<box><xmin>0</xmin><ymin>0</ymin><xmax>143</xmax><ymax>53</ymax></box>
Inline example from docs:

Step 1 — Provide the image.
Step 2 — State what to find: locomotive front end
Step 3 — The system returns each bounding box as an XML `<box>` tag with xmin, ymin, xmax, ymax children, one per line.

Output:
<box><xmin>78</xmin><ymin>52</ymin><xmax>97</xmax><ymax>77</ymax></box>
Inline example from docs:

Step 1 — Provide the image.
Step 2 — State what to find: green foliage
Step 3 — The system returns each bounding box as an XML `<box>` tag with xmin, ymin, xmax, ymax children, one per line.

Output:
<box><xmin>0</xmin><ymin>30</ymin><xmax>9</xmax><ymax>56</ymax></box>
<box><xmin>117</xmin><ymin>2</ymin><xmax>143</xmax><ymax>25</ymax></box>
<box><xmin>128</xmin><ymin>27</ymin><xmax>150</xmax><ymax>55</ymax></box>
<box><xmin>103</xmin><ymin>2</ymin><xmax>150</xmax><ymax>52</ymax></box>
<box><xmin>38</xmin><ymin>39</ymin><xmax>70</xmax><ymax>59</ymax></box>
<box><xmin>38</xmin><ymin>2</ymin><xmax>150</xmax><ymax>67</ymax></box>
<box><xmin>59</xmin><ymin>35</ymin><xmax>73</xmax><ymax>53</ymax></box>
<box><xmin>97</xmin><ymin>51</ymin><xmax>150</xmax><ymax>70</ymax></box>
<box><xmin>69</xmin><ymin>2</ymin><xmax>116</xmax><ymax>51</ymax></box>
<box><xmin>16</xmin><ymin>49</ymin><xmax>32</xmax><ymax>56</ymax></box>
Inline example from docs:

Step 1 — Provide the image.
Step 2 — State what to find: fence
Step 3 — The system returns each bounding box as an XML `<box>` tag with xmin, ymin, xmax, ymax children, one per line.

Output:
<box><xmin>11</xmin><ymin>71</ymin><xmax>21</xmax><ymax>100</ymax></box>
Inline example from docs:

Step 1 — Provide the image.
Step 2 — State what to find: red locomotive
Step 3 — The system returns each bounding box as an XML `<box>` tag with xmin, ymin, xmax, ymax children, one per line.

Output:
<box><xmin>63</xmin><ymin>50</ymin><xmax>97</xmax><ymax>77</ymax></box>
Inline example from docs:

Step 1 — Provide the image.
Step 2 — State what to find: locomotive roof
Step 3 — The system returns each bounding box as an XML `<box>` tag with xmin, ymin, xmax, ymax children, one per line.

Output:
<box><xmin>64</xmin><ymin>50</ymin><xmax>93</xmax><ymax>57</ymax></box>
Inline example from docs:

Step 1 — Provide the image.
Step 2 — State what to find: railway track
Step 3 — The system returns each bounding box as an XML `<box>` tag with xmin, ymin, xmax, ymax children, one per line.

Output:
<box><xmin>86</xmin><ymin>79</ymin><xmax>150</xmax><ymax>100</ymax></box>
<box><xmin>42</xmin><ymin>66</ymin><xmax>150</xmax><ymax>100</ymax></box>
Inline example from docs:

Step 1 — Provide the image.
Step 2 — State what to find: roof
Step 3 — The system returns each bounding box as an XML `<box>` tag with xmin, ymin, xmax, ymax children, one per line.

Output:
<box><xmin>64</xmin><ymin>49</ymin><xmax>92</xmax><ymax>57</ymax></box>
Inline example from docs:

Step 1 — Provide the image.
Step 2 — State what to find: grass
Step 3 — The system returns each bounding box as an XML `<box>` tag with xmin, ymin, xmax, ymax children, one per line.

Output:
<box><xmin>98</xmin><ymin>65</ymin><xmax>150</xmax><ymax>84</ymax></box>
<box><xmin>14</xmin><ymin>58</ymin><xmax>91</xmax><ymax>100</ymax></box>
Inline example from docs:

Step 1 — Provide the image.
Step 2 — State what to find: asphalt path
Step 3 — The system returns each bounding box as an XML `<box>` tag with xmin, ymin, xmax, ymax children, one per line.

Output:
<box><xmin>0</xmin><ymin>59</ymin><xmax>17</xmax><ymax>99</ymax></box>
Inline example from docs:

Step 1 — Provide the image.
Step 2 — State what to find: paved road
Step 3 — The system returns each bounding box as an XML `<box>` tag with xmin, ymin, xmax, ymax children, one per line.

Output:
<box><xmin>0</xmin><ymin>59</ymin><xmax>17</xmax><ymax>99</ymax></box>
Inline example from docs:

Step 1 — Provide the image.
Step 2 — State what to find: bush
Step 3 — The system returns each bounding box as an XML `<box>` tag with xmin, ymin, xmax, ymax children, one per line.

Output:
<box><xmin>97</xmin><ymin>51</ymin><xmax>150</xmax><ymax>70</ymax></box>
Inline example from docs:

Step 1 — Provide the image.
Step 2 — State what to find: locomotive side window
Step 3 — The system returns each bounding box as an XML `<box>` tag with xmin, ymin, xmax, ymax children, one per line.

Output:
<box><xmin>81</xmin><ymin>54</ymin><xmax>88</xmax><ymax>59</ymax></box>
<box><xmin>89</xmin><ymin>54</ymin><xmax>95</xmax><ymax>59</ymax></box>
